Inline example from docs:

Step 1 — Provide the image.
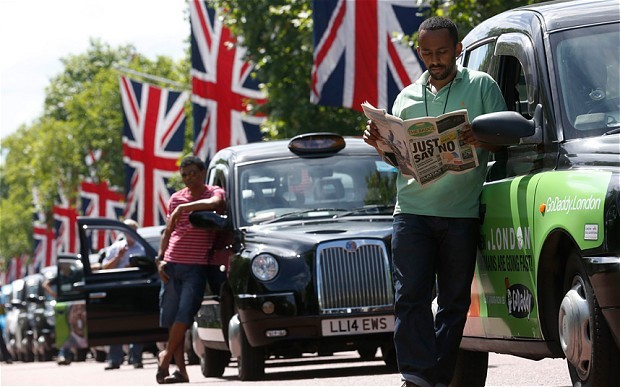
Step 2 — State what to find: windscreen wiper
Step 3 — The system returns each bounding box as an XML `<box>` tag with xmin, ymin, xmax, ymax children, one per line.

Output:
<box><xmin>261</xmin><ymin>208</ymin><xmax>348</xmax><ymax>224</ymax></box>
<box><xmin>333</xmin><ymin>204</ymin><xmax>395</xmax><ymax>218</ymax></box>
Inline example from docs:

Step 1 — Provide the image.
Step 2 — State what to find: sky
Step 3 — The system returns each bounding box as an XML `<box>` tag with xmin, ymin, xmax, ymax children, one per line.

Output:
<box><xmin>0</xmin><ymin>0</ymin><xmax>189</xmax><ymax>141</ymax></box>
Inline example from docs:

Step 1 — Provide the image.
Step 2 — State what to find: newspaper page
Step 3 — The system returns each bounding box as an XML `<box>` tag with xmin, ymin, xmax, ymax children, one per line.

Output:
<box><xmin>361</xmin><ymin>101</ymin><xmax>478</xmax><ymax>187</ymax></box>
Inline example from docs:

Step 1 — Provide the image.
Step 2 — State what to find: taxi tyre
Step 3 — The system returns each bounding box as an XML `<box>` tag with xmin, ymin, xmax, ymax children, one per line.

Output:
<box><xmin>560</xmin><ymin>251</ymin><xmax>620</xmax><ymax>386</ymax></box>
<box><xmin>21</xmin><ymin>332</ymin><xmax>35</xmax><ymax>362</ymax></box>
<box><xmin>45</xmin><ymin>348</ymin><xmax>55</xmax><ymax>362</ymax></box>
<box><xmin>94</xmin><ymin>349</ymin><xmax>107</xmax><ymax>362</ymax></box>
<box><xmin>237</xmin><ymin>325</ymin><xmax>265</xmax><ymax>381</ymax></box>
<box><xmin>201</xmin><ymin>345</ymin><xmax>230</xmax><ymax>377</ymax></box>
<box><xmin>450</xmin><ymin>349</ymin><xmax>488</xmax><ymax>387</ymax></box>
<box><xmin>74</xmin><ymin>347</ymin><xmax>88</xmax><ymax>362</ymax></box>
<box><xmin>380</xmin><ymin>341</ymin><xmax>397</xmax><ymax>370</ymax></box>
<box><xmin>8</xmin><ymin>335</ymin><xmax>18</xmax><ymax>360</ymax></box>
<box><xmin>356</xmin><ymin>344</ymin><xmax>378</xmax><ymax>360</ymax></box>
<box><xmin>34</xmin><ymin>327</ymin><xmax>56</xmax><ymax>362</ymax></box>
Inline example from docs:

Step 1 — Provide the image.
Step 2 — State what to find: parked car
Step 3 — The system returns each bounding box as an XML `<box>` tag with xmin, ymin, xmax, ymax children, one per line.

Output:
<box><xmin>447</xmin><ymin>1</ymin><xmax>620</xmax><ymax>386</ymax></box>
<box><xmin>21</xmin><ymin>272</ymin><xmax>46</xmax><ymax>362</ymax></box>
<box><xmin>1</xmin><ymin>283</ymin><xmax>12</xmax><ymax>358</ymax></box>
<box><xmin>31</xmin><ymin>266</ymin><xmax>57</xmax><ymax>361</ymax></box>
<box><xmin>6</xmin><ymin>278</ymin><xmax>31</xmax><ymax>362</ymax></box>
<box><xmin>189</xmin><ymin>132</ymin><xmax>398</xmax><ymax>380</ymax></box>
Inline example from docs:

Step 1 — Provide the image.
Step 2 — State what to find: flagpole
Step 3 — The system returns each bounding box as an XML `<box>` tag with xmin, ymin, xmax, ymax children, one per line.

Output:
<box><xmin>113</xmin><ymin>65</ymin><xmax>189</xmax><ymax>91</ymax></box>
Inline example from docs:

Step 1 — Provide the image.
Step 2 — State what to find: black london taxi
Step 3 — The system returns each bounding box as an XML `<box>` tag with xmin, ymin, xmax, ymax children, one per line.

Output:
<box><xmin>447</xmin><ymin>1</ymin><xmax>619</xmax><ymax>386</ymax></box>
<box><xmin>189</xmin><ymin>133</ymin><xmax>398</xmax><ymax>380</ymax></box>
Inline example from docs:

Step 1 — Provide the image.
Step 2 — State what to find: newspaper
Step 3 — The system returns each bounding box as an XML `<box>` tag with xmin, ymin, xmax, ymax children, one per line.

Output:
<box><xmin>361</xmin><ymin>101</ymin><xmax>478</xmax><ymax>187</ymax></box>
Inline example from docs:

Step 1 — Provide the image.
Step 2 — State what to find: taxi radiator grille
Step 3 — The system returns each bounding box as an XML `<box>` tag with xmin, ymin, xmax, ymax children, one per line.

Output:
<box><xmin>316</xmin><ymin>240</ymin><xmax>393</xmax><ymax>314</ymax></box>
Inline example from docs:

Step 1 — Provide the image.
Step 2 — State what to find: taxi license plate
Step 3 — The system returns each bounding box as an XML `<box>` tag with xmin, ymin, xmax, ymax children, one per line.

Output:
<box><xmin>321</xmin><ymin>315</ymin><xmax>394</xmax><ymax>336</ymax></box>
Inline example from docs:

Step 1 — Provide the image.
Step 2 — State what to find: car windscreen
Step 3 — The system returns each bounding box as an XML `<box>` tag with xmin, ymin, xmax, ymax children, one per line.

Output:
<box><xmin>552</xmin><ymin>22</ymin><xmax>620</xmax><ymax>139</ymax></box>
<box><xmin>236</xmin><ymin>154</ymin><xmax>398</xmax><ymax>225</ymax></box>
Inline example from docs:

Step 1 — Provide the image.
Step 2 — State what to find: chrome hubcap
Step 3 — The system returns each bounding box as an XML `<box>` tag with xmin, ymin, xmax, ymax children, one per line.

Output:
<box><xmin>559</xmin><ymin>276</ymin><xmax>591</xmax><ymax>380</ymax></box>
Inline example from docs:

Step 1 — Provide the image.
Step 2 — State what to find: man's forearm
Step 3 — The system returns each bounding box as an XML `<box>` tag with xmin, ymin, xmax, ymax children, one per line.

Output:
<box><xmin>182</xmin><ymin>197</ymin><xmax>224</xmax><ymax>212</ymax></box>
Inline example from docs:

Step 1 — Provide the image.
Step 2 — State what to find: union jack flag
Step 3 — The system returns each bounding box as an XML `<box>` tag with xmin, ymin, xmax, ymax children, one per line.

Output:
<box><xmin>5</xmin><ymin>257</ymin><xmax>17</xmax><ymax>283</ymax></box>
<box><xmin>120</xmin><ymin>76</ymin><xmax>188</xmax><ymax>227</ymax></box>
<box><xmin>190</xmin><ymin>0</ymin><xmax>267</xmax><ymax>163</ymax></box>
<box><xmin>32</xmin><ymin>186</ymin><xmax>56</xmax><ymax>272</ymax></box>
<box><xmin>311</xmin><ymin>0</ymin><xmax>425</xmax><ymax>114</ymax></box>
<box><xmin>7</xmin><ymin>254</ymin><xmax>31</xmax><ymax>281</ymax></box>
<box><xmin>80</xmin><ymin>179</ymin><xmax>125</xmax><ymax>250</ymax></box>
<box><xmin>33</xmin><ymin>224</ymin><xmax>56</xmax><ymax>272</ymax></box>
<box><xmin>53</xmin><ymin>187</ymin><xmax>79</xmax><ymax>254</ymax></box>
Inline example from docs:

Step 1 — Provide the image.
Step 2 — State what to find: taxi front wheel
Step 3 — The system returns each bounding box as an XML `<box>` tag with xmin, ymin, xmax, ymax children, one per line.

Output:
<box><xmin>201</xmin><ymin>345</ymin><xmax>230</xmax><ymax>377</ymax></box>
<box><xmin>560</xmin><ymin>251</ymin><xmax>619</xmax><ymax>386</ymax></box>
<box><xmin>237</xmin><ymin>326</ymin><xmax>265</xmax><ymax>381</ymax></box>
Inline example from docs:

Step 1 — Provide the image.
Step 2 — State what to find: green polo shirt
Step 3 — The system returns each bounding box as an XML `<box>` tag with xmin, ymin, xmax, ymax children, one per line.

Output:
<box><xmin>392</xmin><ymin>65</ymin><xmax>506</xmax><ymax>218</ymax></box>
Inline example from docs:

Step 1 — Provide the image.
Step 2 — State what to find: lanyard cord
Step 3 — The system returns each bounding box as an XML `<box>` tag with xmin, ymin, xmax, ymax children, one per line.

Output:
<box><xmin>424</xmin><ymin>79</ymin><xmax>453</xmax><ymax>117</ymax></box>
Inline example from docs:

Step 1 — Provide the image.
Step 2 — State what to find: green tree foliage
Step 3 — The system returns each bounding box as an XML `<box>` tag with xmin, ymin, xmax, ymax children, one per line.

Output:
<box><xmin>0</xmin><ymin>39</ymin><xmax>189</xmax><ymax>263</ymax></box>
<box><xmin>211</xmin><ymin>0</ymin><xmax>365</xmax><ymax>139</ymax></box>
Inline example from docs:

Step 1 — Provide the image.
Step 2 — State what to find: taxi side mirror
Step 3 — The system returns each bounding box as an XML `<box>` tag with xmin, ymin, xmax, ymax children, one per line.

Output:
<box><xmin>472</xmin><ymin>106</ymin><xmax>540</xmax><ymax>145</ymax></box>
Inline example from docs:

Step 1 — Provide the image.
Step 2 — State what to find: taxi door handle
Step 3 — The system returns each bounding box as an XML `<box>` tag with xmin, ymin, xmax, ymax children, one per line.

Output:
<box><xmin>89</xmin><ymin>292</ymin><xmax>107</xmax><ymax>299</ymax></box>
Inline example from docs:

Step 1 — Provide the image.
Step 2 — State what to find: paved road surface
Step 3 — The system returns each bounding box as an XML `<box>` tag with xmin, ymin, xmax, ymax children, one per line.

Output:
<box><xmin>0</xmin><ymin>351</ymin><xmax>571</xmax><ymax>386</ymax></box>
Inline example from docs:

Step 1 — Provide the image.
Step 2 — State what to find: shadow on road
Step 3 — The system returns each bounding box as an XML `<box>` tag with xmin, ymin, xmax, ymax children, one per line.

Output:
<box><xmin>220</xmin><ymin>354</ymin><xmax>397</xmax><ymax>382</ymax></box>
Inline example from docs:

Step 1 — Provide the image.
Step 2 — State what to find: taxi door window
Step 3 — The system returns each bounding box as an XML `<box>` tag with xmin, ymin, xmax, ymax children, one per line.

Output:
<box><xmin>464</xmin><ymin>36</ymin><xmax>544</xmax><ymax>181</ymax></box>
<box><xmin>84</xmin><ymin>226</ymin><xmax>149</xmax><ymax>272</ymax></box>
<box><xmin>56</xmin><ymin>259</ymin><xmax>84</xmax><ymax>301</ymax></box>
<box><xmin>463</xmin><ymin>41</ymin><xmax>496</xmax><ymax>73</ymax></box>
<box><xmin>462</xmin><ymin>41</ymin><xmax>509</xmax><ymax>181</ymax></box>
<box><xmin>496</xmin><ymin>53</ymin><xmax>545</xmax><ymax>179</ymax></box>
<box><xmin>208</xmin><ymin>165</ymin><xmax>228</xmax><ymax>215</ymax></box>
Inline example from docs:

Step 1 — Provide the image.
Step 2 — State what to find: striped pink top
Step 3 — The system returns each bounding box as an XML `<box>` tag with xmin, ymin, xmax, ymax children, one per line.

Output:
<box><xmin>163</xmin><ymin>185</ymin><xmax>225</xmax><ymax>265</ymax></box>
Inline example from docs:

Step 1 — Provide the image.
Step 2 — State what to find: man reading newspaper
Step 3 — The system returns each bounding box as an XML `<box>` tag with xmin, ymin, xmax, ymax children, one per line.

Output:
<box><xmin>362</xmin><ymin>16</ymin><xmax>506</xmax><ymax>387</ymax></box>
<box><xmin>361</xmin><ymin>103</ymin><xmax>478</xmax><ymax>186</ymax></box>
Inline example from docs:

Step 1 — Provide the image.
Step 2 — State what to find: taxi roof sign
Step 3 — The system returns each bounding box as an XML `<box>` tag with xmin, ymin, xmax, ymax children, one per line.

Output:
<box><xmin>288</xmin><ymin>133</ymin><xmax>346</xmax><ymax>155</ymax></box>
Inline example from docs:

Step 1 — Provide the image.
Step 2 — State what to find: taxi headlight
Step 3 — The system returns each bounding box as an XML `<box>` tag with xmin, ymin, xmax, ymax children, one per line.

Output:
<box><xmin>251</xmin><ymin>254</ymin><xmax>279</xmax><ymax>281</ymax></box>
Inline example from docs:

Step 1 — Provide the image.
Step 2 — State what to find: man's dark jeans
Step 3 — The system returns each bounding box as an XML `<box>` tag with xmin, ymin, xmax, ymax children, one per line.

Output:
<box><xmin>392</xmin><ymin>213</ymin><xmax>479</xmax><ymax>387</ymax></box>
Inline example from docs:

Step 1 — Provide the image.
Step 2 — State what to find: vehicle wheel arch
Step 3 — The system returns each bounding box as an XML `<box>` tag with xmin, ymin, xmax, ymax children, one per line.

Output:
<box><xmin>536</xmin><ymin>229</ymin><xmax>575</xmax><ymax>356</ymax></box>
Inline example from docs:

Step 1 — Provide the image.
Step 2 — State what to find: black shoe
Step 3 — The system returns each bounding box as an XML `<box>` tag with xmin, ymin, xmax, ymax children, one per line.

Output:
<box><xmin>401</xmin><ymin>382</ymin><xmax>421</xmax><ymax>387</ymax></box>
<box><xmin>57</xmin><ymin>355</ymin><xmax>71</xmax><ymax>365</ymax></box>
<box><xmin>105</xmin><ymin>363</ymin><xmax>121</xmax><ymax>370</ymax></box>
<box><xmin>133</xmin><ymin>362</ymin><xmax>144</xmax><ymax>369</ymax></box>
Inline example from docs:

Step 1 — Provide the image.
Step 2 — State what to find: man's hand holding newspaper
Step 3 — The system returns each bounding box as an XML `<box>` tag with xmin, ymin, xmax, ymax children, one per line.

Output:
<box><xmin>361</xmin><ymin>101</ymin><xmax>478</xmax><ymax>187</ymax></box>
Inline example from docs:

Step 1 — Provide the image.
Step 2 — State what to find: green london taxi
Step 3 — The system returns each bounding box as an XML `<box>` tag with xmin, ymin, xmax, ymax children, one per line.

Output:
<box><xmin>448</xmin><ymin>1</ymin><xmax>620</xmax><ymax>386</ymax></box>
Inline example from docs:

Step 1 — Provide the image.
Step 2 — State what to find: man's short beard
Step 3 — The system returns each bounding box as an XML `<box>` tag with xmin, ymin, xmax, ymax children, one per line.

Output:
<box><xmin>429</xmin><ymin>62</ymin><xmax>457</xmax><ymax>81</ymax></box>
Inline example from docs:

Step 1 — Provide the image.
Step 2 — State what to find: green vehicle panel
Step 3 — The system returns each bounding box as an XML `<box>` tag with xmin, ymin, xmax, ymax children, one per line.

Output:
<box><xmin>453</xmin><ymin>1</ymin><xmax>620</xmax><ymax>386</ymax></box>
